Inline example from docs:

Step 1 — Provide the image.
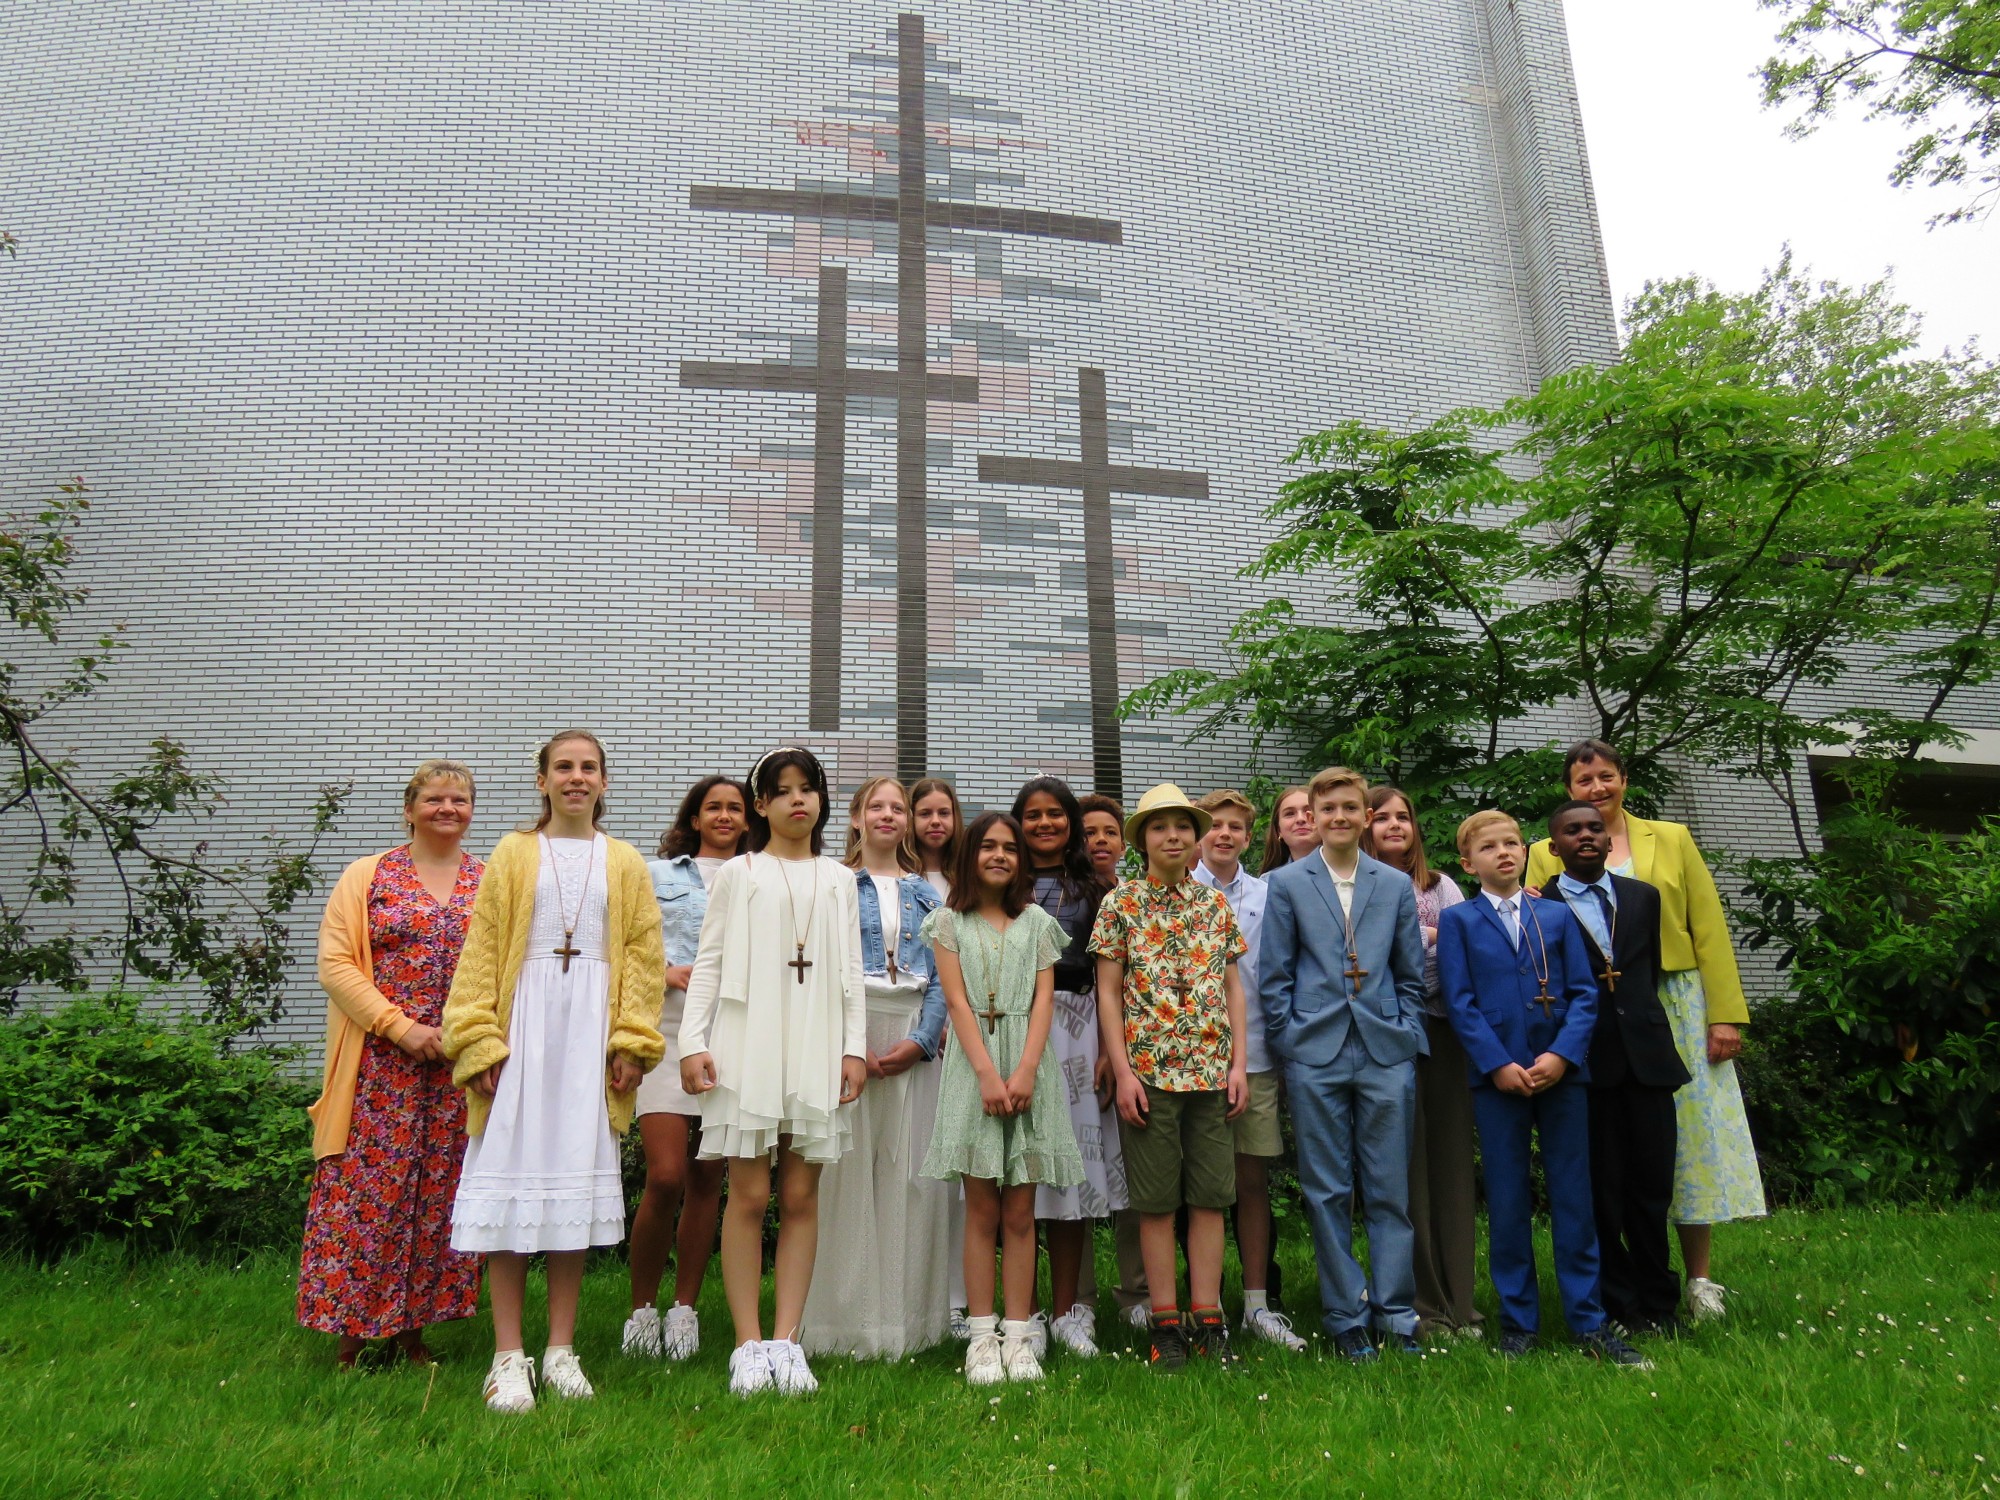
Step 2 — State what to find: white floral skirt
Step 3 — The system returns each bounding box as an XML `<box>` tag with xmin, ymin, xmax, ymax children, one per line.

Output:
<box><xmin>1661</xmin><ymin>967</ymin><xmax>1768</xmax><ymax>1225</ymax></box>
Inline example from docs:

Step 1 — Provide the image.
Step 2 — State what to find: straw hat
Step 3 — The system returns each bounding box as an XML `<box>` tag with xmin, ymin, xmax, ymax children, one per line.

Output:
<box><xmin>1124</xmin><ymin>782</ymin><xmax>1213</xmax><ymax>844</ymax></box>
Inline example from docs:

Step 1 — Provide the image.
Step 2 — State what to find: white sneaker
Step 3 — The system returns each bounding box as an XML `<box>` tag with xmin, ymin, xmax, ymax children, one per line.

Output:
<box><xmin>621</xmin><ymin>1306</ymin><xmax>663</xmax><ymax>1359</ymax></box>
<box><xmin>1686</xmin><ymin>1277</ymin><xmax>1729</xmax><ymax>1323</ymax></box>
<box><xmin>482</xmin><ymin>1350</ymin><xmax>536</xmax><ymax>1414</ymax></box>
<box><xmin>766</xmin><ymin>1338</ymin><xmax>818</xmax><ymax>1396</ymax></box>
<box><xmin>1050</xmin><ymin>1303</ymin><xmax>1098</xmax><ymax>1358</ymax></box>
<box><xmin>728</xmin><ymin>1341</ymin><xmax>774</xmax><ymax>1397</ymax></box>
<box><xmin>1001</xmin><ymin>1323</ymin><xmax>1045</xmax><ymax>1382</ymax></box>
<box><xmin>1024</xmin><ymin>1310</ymin><xmax>1049</xmax><ymax>1360</ymax></box>
<box><xmin>964</xmin><ymin>1331</ymin><xmax>1005</xmax><ymax>1386</ymax></box>
<box><xmin>948</xmin><ymin>1305</ymin><xmax>972</xmax><ymax>1341</ymax></box>
<box><xmin>1123</xmin><ymin>1303</ymin><xmax>1152</xmax><ymax>1331</ymax></box>
<box><xmin>662</xmin><ymin>1303</ymin><xmax>700</xmax><ymax>1361</ymax></box>
<box><xmin>540</xmin><ymin>1347</ymin><xmax>594</xmax><ymax>1400</ymax></box>
<box><xmin>1241</xmin><ymin>1306</ymin><xmax>1308</xmax><ymax>1352</ymax></box>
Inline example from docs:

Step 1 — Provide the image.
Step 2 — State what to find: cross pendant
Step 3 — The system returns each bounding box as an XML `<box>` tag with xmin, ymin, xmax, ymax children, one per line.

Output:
<box><xmin>888</xmin><ymin>952</ymin><xmax>899</xmax><ymax>982</ymax></box>
<box><xmin>1598</xmin><ymin>963</ymin><xmax>1621</xmax><ymax>993</ymax></box>
<box><xmin>787</xmin><ymin>943</ymin><xmax>814</xmax><ymax>985</ymax></box>
<box><xmin>974</xmin><ymin>992</ymin><xmax>1003</xmax><ymax>1034</ymax></box>
<box><xmin>1533</xmin><ymin>990</ymin><xmax>1555</xmax><ymax>1019</ymax></box>
<box><xmin>552</xmin><ymin>933</ymin><xmax>581</xmax><ymax>973</ymax></box>
<box><xmin>1343</xmin><ymin>952</ymin><xmax>1369</xmax><ymax>990</ymax></box>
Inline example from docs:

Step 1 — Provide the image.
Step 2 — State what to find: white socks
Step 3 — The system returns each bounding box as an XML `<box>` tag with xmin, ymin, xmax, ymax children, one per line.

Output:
<box><xmin>1243</xmin><ymin>1290</ymin><xmax>1270</xmax><ymax>1315</ymax></box>
<box><xmin>1001</xmin><ymin>1317</ymin><xmax>1034</xmax><ymax>1341</ymax></box>
<box><xmin>968</xmin><ymin>1313</ymin><xmax>999</xmax><ymax>1339</ymax></box>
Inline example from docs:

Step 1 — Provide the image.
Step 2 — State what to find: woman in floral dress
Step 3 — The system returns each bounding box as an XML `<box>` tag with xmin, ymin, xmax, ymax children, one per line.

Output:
<box><xmin>299</xmin><ymin>761</ymin><xmax>485</xmax><ymax>1366</ymax></box>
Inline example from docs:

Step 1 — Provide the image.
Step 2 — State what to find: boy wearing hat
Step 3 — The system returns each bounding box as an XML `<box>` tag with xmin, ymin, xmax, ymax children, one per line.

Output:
<box><xmin>1090</xmin><ymin>783</ymin><xmax>1249</xmax><ymax>1372</ymax></box>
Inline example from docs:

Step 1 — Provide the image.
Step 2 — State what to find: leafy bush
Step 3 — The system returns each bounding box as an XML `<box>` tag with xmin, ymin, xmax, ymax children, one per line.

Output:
<box><xmin>1736</xmin><ymin>798</ymin><xmax>2000</xmax><ymax>1205</ymax></box>
<box><xmin>0</xmin><ymin>993</ymin><xmax>315</xmax><ymax>1257</ymax></box>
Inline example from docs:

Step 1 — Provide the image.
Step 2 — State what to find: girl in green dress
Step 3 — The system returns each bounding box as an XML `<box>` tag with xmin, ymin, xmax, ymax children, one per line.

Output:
<box><xmin>921</xmin><ymin>812</ymin><xmax>1085</xmax><ymax>1386</ymax></box>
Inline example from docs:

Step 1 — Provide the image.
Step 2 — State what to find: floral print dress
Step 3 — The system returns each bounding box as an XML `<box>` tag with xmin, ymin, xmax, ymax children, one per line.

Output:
<box><xmin>297</xmin><ymin>848</ymin><xmax>484</xmax><ymax>1337</ymax></box>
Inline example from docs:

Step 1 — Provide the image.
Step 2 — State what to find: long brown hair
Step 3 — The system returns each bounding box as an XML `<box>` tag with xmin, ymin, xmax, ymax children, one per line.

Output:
<box><xmin>659</xmin><ymin>774</ymin><xmax>750</xmax><ymax>858</ymax></box>
<box><xmin>844</xmin><ymin>776</ymin><xmax>921</xmax><ymax>873</ymax></box>
<box><xmin>947</xmin><ymin>812</ymin><xmax>1035</xmax><ymax>916</ymax></box>
<box><xmin>1261</xmin><ymin>785</ymin><xmax>1310</xmax><ymax>872</ymax></box>
<box><xmin>1363</xmin><ymin>784</ymin><xmax>1438</xmax><ymax>892</ymax></box>
<box><xmin>910</xmin><ymin>776</ymin><xmax>965</xmax><ymax>876</ymax></box>
<box><xmin>525</xmin><ymin>729</ymin><xmax>608</xmax><ymax>832</ymax></box>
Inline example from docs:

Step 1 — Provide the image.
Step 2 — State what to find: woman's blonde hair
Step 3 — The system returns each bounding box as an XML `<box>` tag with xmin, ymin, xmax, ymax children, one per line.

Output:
<box><xmin>844</xmin><ymin>776</ymin><xmax>920</xmax><ymax>873</ymax></box>
<box><xmin>403</xmin><ymin>759</ymin><xmax>474</xmax><ymax>833</ymax></box>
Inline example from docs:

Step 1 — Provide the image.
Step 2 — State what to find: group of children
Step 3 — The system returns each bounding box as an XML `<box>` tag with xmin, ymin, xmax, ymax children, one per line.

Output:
<box><xmin>434</xmin><ymin>733</ymin><xmax>1693</xmax><ymax>1412</ymax></box>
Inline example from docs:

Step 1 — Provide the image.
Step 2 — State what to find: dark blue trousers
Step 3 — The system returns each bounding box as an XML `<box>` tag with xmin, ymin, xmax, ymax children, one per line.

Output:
<box><xmin>1471</xmin><ymin>1080</ymin><xmax>1604</xmax><ymax>1337</ymax></box>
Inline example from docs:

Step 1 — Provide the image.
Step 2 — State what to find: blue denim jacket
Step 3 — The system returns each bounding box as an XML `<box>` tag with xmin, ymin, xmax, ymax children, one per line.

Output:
<box><xmin>647</xmin><ymin>855</ymin><xmax>712</xmax><ymax>968</ymax></box>
<box><xmin>855</xmin><ymin>870</ymin><xmax>948</xmax><ymax>1057</ymax></box>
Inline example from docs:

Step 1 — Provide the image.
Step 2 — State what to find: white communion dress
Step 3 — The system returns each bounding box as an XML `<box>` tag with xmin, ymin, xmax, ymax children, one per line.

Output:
<box><xmin>679</xmin><ymin>852</ymin><xmax>867</xmax><ymax>1164</ymax></box>
<box><xmin>451</xmin><ymin>834</ymin><xmax>625</xmax><ymax>1254</ymax></box>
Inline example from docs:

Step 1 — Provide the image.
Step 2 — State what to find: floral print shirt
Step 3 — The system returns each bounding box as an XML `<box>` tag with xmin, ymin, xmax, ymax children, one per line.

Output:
<box><xmin>1087</xmin><ymin>874</ymin><xmax>1247</xmax><ymax>1091</ymax></box>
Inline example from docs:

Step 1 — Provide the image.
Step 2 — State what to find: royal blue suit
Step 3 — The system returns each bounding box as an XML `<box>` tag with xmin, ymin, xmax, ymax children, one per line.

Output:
<box><xmin>1261</xmin><ymin>850</ymin><xmax>1427</xmax><ymax>1337</ymax></box>
<box><xmin>1436</xmin><ymin>889</ymin><xmax>1606</xmax><ymax>1338</ymax></box>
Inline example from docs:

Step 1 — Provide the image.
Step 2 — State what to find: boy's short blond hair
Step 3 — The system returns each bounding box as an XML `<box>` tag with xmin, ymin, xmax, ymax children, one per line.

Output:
<box><xmin>1455</xmin><ymin>809</ymin><xmax>1522</xmax><ymax>857</ymax></box>
<box><xmin>1197</xmin><ymin>788</ymin><xmax>1256</xmax><ymax>821</ymax></box>
<box><xmin>1306</xmin><ymin>766</ymin><xmax>1369</xmax><ymax>806</ymax></box>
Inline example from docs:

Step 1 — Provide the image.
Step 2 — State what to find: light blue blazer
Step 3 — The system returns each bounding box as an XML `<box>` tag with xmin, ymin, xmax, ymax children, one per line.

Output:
<box><xmin>1260</xmin><ymin>850</ymin><xmax>1428</xmax><ymax>1069</ymax></box>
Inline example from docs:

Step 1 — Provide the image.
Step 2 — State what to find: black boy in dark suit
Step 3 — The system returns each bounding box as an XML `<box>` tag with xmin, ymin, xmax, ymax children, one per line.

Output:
<box><xmin>1538</xmin><ymin>800</ymin><xmax>1693</xmax><ymax>1333</ymax></box>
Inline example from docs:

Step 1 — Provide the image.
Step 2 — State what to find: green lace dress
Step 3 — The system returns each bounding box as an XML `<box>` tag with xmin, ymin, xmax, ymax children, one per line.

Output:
<box><xmin>919</xmin><ymin>905</ymin><xmax>1086</xmax><ymax>1189</ymax></box>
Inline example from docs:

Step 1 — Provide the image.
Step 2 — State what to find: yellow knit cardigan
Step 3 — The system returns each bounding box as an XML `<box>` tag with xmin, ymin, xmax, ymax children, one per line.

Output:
<box><xmin>441</xmin><ymin>829</ymin><xmax>666</xmax><ymax>1138</ymax></box>
<box><xmin>1526</xmin><ymin>812</ymin><xmax>1748</xmax><ymax>1026</ymax></box>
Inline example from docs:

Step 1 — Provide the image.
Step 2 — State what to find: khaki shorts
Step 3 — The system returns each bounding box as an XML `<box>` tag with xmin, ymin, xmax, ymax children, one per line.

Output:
<box><xmin>1230</xmin><ymin>1069</ymin><xmax>1284</xmax><ymax>1158</ymax></box>
<box><xmin>1121</xmin><ymin>1085</ymin><xmax>1236</xmax><ymax>1214</ymax></box>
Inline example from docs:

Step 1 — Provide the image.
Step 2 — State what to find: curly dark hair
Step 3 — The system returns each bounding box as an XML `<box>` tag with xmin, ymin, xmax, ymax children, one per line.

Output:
<box><xmin>658</xmin><ymin>775</ymin><xmax>751</xmax><ymax>859</ymax></box>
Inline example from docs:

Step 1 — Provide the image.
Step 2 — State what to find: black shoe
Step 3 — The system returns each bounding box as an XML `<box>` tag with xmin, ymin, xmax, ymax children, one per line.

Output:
<box><xmin>1332</xmin><ymin>1327</ymin><xmax>1379</xmax><ymax>1364</ymax></box>
<box><xmin>1390</xmin><ymin>1332</ymin><xmax>1424</xmax><ymax>1356</ymax></box>
<box><xmin>1579</xmin><ymin>1328</ymin><xmax>1654</xmax><ymax>1369</ymax></box>
<box><xmin>1496</xmin><ymin>1328</ymin><xmax>1536</xmax><ymax>1360</ymax></box>
<box><xmin>1191</xmin><ymin>1312</ymin><xmax>1243</xmax><ymax>1370</ymax></box>
<box><xmin>1148</xmin><ymin>1316</ymin><xmax>1191</xmax><ymax>1374</ymax></box>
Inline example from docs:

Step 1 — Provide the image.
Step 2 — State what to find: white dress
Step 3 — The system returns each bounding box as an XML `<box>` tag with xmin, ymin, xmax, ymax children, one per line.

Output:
<box><xmin>803</xmin><ymin>873</ymin><xmax>954</xmax><ymax>1358</ymax></box>
<box><xmin>634</xmin><ymin>854</ymin><xmax>728</xmax><ymax>1120</ymax></box>
<box><xmin>450</xmin><ymin>835</ymin><xmax>625</xmax><ymax>1254</ymax></box>
<box><xmin>679</xmin><ymin>852</ymin><xmax>867</xmax><ymax>1164</ymax></box>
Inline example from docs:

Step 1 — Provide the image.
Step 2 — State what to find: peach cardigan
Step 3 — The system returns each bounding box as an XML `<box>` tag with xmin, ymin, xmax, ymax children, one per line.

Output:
<box><xmin>1527</xmin><ymin>812</ymin><xmax>1749</xmax><ymax>1026</ymax></box>
<box><xmin>441</xmin><ymin>830</ymin><xmax>666</xmax><ymax>1138</ymax></box>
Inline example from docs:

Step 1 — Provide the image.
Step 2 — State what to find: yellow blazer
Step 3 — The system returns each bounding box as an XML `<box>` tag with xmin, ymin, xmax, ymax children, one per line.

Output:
<box><xmin>441</xmin><ymin>829</ymin><xmax>667</xmax><ymax>1138</ymax></box>
<box><xmin>1527</xmin><ymin>812</ymin><xmax>1748</xmax><ymax>1026</ymax></box>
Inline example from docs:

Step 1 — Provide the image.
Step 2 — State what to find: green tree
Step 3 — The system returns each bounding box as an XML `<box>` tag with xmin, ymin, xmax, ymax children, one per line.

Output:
<box><xmin>2</xmin><ymin>480</ymin><xmax>348</xmax><ymax>1036</ymax></box>
<box><xmin>1760</xmin><ymin>0</ymin><xmax>2000</xmax><ymax>226</ymax></box>
<box><xmin>1128</xmin><ymin>261</ymin><xmax>2000</xmax><ymax>853</ymax></box>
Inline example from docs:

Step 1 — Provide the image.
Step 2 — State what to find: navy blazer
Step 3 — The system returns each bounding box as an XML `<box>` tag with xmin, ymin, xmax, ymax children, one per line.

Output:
<box><xmin>1260</xmin><ymin>850</ymin><xmax>1428</xmax><ymax>1068</ymax></box>
<box><xmin>1436</xmin><ymin>888</ymin><xmax>1599</xmax><ymax>1088</ymax></box>
<box><xmin>1537</xmin><ymin>875</ymin><xmax>1692</xmax><ymax>1092</ymax></box>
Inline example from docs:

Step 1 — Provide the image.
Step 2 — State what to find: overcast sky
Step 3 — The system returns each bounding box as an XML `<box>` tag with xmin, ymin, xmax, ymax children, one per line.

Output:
<box><xmin>1564</xmin><ymin>0</ymin><xmax>1994</xmax><ymax>356</ymax></box>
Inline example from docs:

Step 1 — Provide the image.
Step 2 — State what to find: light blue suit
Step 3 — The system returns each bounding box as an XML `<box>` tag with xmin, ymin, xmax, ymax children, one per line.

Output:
<box><xmin>1261</xmin><ymin>850</ymin><xmax>1428</xmax><ymax>1337</ymax></box>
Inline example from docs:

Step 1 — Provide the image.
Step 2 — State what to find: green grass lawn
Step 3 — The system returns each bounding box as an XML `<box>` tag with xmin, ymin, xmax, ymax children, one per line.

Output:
<box><xmin>3</xmin><ymin>1207</ymin><xmax>1995</xmax><ymax>1498</ymax></box>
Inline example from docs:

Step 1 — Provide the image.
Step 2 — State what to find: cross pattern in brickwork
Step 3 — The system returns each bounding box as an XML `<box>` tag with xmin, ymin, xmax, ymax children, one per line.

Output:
<box><xmin>977</xmin><ymin>369</ymin><xmax>1208</xmax><ymax>802</ymax></box>
<box><xmin>687</xmin><ymin>11</ymin><xmax>1123</xmax><ymax>779</ymax></box>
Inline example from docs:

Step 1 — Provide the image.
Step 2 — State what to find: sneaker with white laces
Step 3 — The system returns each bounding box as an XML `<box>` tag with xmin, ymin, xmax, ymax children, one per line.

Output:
<box><xmin>1024</xmin><ymin>1310</ymin><xmax>1049</xmax><ymax>1360</ymax></box>
<box><xmin>1241</xmin><ymin>1306</ymin><xmax>1308</xmax><ymax>1352</ymax></box>
<box><xmin>728</xmin><ymin>1341</ymin><xmax>774</xmax><ymax>1397</ymax></box>
<box><xmin>948</xmin><ymin>1305</ymin><xmax>972</xmax><ymax>1341</ymax></box>
<box><xmin>964</xmin><ymin>1330</ymin><xmax>1005</xmax><ymax>1386</ymax></box>
<box><xmin>1049</xmin><ymin>1303</ymin><xmax>1098</xmax><ymax>1358</ymax></box>
<box><xmin>767</xmin><ymin>1338</ymin><xmax>819</xmax><ymax>1396</ymax></box>
<box><xmin>1685</xmin><ymin>1277</ymin><xmax>1729</xmax><ymax>1323</ymax></box>
<box><xmin>662</xmin><ymin>1302</ymin><xmax>700</xmax><ymax>1361</ymax></box>
<box><xmin>1001</xmin><ymin>1321</ymin><xmax>1045</xmax><ymax>1382</ymax></box>
<box><xmin>540</xmin><ymin>1347</ymin><xmax>595</xmax><ymax>1400</ymax></box>
<box><xmin>621</xmin><ymin>1306</ymin><xmax>664</xmax><ymax>1359</ymax></box>
<box><xmin>483</xmin><ymin>1350</ymin><xmax>536</xmax><ymax>1414</ymax></box>
<box><xmin>1123</xmin><ymin>1303</ymin><xmax>1152</xmax><ymax>1331</ymax></box>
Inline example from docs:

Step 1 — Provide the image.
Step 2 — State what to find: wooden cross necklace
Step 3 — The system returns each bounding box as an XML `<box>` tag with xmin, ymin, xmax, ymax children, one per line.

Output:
<box><xmin>773</xmin><ymin>853</ymin><xmax>821</xmax><ymax>985</ymax></box>
<box><xmin>971</xmin><ymin>913</ymin><xmax>1010</xmax><ymax>1033</ymax></box>
<box><xmin>1590</xmin><ymin>885</ymin><xmax>1620</xmax><ymax>993</ymax></box>
<box><xmin>1518</xmin><ymin>893</ymin><xmax>1557</xmax><ymax>1018</ymax></box>
<box><xmin>1325</xmin><ymin>853</ymin><xmax>1367</xmax><ymax>995</ymax></box>
<box><xmin>543</xmin><ymin>833</ymin><xmax>594</xmax><ymax>973</ymax></box>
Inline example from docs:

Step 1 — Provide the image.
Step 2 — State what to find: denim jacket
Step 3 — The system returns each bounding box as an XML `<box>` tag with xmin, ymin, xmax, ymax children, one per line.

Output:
<box><xmin>855</xmin><ymin>870</ymin><xmax>948</xmax><ymax>1058</ymax></box>
<box><xmin>647</xmin><ymin>854</ymin><xmax>712</xmax><ymax>969</ymax></box>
